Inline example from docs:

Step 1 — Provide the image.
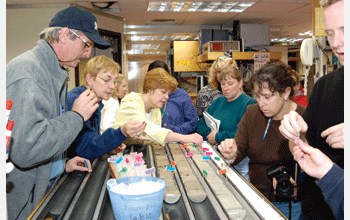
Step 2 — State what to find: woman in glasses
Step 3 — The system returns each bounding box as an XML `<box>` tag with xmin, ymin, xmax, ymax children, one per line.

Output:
<box><xmin>66</xmin><ymin>55</ymin><xmax>148</xmax><ymax>160</ymax></box>
<box><xmin>218</xmin><ymin>61</ymin><xmax>305</xmax><ymax>219</ymax></box>
<box><xmin>196</xmin><ymin>56</ymin><xmax>237</xmax><ymax>118</ymax></box>
<box><xmin>100</xmin><ymin>74</ymin><xmax>128</xmax><ymax>134</ymax></box>
<box><xmin>114</xmin><ymin>67</ymin><xmax>203</xmax><ymax>147</ymax></box>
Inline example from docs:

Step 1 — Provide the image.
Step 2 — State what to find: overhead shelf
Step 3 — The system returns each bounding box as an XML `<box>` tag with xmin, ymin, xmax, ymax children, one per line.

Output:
<box><xmin>197</xmin><ymin>51</ymin><xmax>282</xmax><ymax>62</ymax></box>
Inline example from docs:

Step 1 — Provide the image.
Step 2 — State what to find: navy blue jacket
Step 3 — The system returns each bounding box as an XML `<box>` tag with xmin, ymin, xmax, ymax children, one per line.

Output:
<box><xmin>67</xmin><ymin>86</ymin><xmax>126</xmax><ymax>159</ymax></box>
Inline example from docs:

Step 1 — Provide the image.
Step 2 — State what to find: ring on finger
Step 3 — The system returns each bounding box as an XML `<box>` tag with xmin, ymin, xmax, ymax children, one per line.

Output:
<box><xmin>136</xmin><ymin>132</ymin><xmax>140</xmax><ymax>137</ymax></box>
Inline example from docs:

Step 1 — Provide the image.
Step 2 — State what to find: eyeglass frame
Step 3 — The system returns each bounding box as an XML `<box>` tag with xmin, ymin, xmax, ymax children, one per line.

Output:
<box><xmin>96</xmin><ymin>76</ymin><xmax>118</xmax><ymax>86</ymax></box>
<box><xmin>69</xmin><ymin>29</ymin><xmax>94</xmax><ymax>51</ymax></box>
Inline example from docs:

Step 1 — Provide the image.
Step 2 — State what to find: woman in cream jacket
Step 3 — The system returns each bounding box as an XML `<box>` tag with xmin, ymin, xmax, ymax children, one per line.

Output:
<box><xmin>114</xmin><ymin>67</ymin><xmax>203</xmax><ymax>147</ymax></box>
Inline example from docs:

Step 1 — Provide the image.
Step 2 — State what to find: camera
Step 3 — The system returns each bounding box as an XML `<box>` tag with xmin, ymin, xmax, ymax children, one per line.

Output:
<box><xmin>267</xmin><ymin>165</ymin><xmax>294</xmax><ymax>198</ymax></box>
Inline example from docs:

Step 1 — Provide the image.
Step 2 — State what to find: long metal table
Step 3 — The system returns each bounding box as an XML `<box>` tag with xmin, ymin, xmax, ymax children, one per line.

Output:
<box><xmin>28</xmin><ymin>142</ymin><xmax>287</xmax><ymax>220</ymax></box>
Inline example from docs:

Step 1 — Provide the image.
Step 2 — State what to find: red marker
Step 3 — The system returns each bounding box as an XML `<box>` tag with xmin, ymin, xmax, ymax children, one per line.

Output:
<box><xmin>171</xmin><ymin>161</ymin><xmax>176</xmax><ymax>166</ymax></box>
<box><xmin>6</xmin><ymin>120</ymin><xmax>14</xmax><ymax>153</ymax></box>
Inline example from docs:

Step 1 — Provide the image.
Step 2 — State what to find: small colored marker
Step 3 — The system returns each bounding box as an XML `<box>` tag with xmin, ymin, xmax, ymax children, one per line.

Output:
<box><xmin>202</xmin><ymin>156</ymin><xmax>210</xmax><ymax>160</ymax></box>
<box><xmin>115</xmin><ymin>157</ymin><xmax>123</xmax><ymax>164</ymax></box>
<box><xmin>171</xmin><ymin>161</ymin><xmax>176</xmax><ymax>166</ymax></box>
<box><xmin>214</xmin><ymin>157</ymin><xmax>220</xmax><ymax>161</ymax></box>
<box><xmin>205</xmin><ymin>152</ymin><xmax>213</xmax><ymax>156</ymax></box>
<box><xmin>166</xmin><ymin>166</ymin><xmax>175</xmax><ymax>172</ymax></box>
<box><xmin>202</xmin><ymin>147</ymin><xmax>209</xmax><ymax>152</ymax></box>
<box><xmin>146</xmin><ymin>167</ymin><xmax>156</xmax><ymax>175</ymax></box>
<box><xmin>84</xmin><ymin>160</ymin><xmax>89</xmax><ymax>169</ymax></box>
<box><xmin>203</xmin><ymin>170</ymin><xmax>208</xmax><ymax>177</ymax></box>
<box><xmin>186</xmin><ymin>153</ymin><xmax>194</xmax><ymax>157</ymax></box>
<box><xmin>218</xmin><ymin>169</ymin><xmax>227</xmax><ymax>175</ymax></box>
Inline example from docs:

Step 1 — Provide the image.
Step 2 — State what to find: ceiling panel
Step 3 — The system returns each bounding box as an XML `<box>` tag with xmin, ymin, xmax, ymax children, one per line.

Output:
<box><xmin>7</xmin><ymin>0</ymin><xmax>314</xmax><ymax>54</ymax></box>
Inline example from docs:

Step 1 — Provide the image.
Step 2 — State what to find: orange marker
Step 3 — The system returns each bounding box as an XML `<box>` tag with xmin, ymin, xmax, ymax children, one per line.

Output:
<box><xmin>218</xmin><ymin>169</ymin><xmax>227</xmax><ymax>175</ymax></box>
<box><xmin>171</xmin><ymin>161</ymin><xmax>176</xmax><ymax>166</ymax></box>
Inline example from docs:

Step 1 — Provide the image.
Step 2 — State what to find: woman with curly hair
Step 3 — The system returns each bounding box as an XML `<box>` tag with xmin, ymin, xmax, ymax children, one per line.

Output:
<box><xmin>196</xmin><ymin>56</ymin><xmax>238</xmax><ymax>118</ymax></box>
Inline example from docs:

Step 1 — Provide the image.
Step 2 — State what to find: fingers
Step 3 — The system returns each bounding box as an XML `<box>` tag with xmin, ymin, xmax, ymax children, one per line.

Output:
<box><xmin>279</xmin><ymin>111</ymin><xmax>308</xmax><ymax>141</ymax></box>
<box><xmin>66</xmin><ymin>157</ymin><xmax>92</xmax><ymax>173</ymax></box>
<box><xmin>121</xmin><ymin>121</ymin><xmax>147</xmax><ymax>138</ymax></box>
<box><xmin>218</xmin><ymin>139</ymin><xmax>236</xmax><ymax>159</ymax></box>
<box><xmin>321</xmin><ymin>123</ymin><xmax>344</xmax><ymax>149</ymax></box>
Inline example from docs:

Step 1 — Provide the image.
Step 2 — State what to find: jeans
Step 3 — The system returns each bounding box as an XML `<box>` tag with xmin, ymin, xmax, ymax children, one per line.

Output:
<box><xmin>233</xmin><ymin>156</ymin><xmax>250</xmax><ymax>181</ymax></box>
<box><xmin>272</xmin><ymin>201</ymin><xmax>302</xmax><ymax>220</ymax></box>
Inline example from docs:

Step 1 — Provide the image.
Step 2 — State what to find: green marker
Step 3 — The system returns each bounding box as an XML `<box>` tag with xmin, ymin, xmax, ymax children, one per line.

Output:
<box><xmin>203</xmin><ymin>170</ymin><xmax>208</xmax><ymax>177</ymax></box>
<box><xmin>214</xmin><ymin>157</ymin><xmax>220</xmax><ymax>161</ymax></box>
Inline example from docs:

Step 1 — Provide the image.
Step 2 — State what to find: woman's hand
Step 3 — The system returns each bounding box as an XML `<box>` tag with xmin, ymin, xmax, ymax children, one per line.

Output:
<box><xmin>109</xmin><ymin>143</ymin><xmax>126</xmax><ymax>155</ymax></box>
<box><xmin>218</xmin><ymin>139</ymin><xmax>237</xmax><ymax>160</ymax></box>
<box><xmin>184</xmin><ymin>133</ymin><xmax>203</xmax><ymax>147</ymax></box>
<box><xmin>120</xmin><ymin>120</ymin><xmax>149</xmax><ymax>141</ymax></box>
<box><xmin>207</xmin><ymin>129</ymin><xmax>217</xmax><ymax>146</ymax></box>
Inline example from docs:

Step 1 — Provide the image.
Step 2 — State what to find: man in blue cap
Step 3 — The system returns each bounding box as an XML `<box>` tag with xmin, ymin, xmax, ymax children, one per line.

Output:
<box><xmin>6</xmin><ymin>6</ymin><xmax>111</xmax><ymax>220</ymax></box>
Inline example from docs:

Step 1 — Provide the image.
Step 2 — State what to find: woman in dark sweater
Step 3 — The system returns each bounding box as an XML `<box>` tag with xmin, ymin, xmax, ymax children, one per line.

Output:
<box><xmin>219</xmin><ymin>61</ymin><xmax>305</xmax><ymax>219</ymax></box>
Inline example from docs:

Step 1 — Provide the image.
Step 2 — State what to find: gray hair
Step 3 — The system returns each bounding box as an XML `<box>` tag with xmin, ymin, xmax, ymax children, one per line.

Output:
<box><xmin>319</xmin><ymin>0</ymin><xmax>342</xmax><ymax>8</ymax></box>
<box><xmin>39</xmin><ymin>27</ymin><xmax>79</xmax><ymax>43</ymax></box>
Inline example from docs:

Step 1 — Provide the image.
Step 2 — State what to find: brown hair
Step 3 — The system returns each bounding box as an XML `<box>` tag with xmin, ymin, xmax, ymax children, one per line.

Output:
<box><xmin>249</xmin><ymin>61</ymin><xmax>296</xmax><ymax>98</ymax></box>
<box><xmin>143</xmin><ymin>67</ymin><xmax>178</xmax><ymax>93</ymax></box>
<box><xmin>81</xmin><ymin>55</ymin><xmax>121</xmax><ymax>86</ymax></box>
<box><xmin>208</xmin><ymin>56</ymin><xmax>238</xmax><ymax>90</ymax></box>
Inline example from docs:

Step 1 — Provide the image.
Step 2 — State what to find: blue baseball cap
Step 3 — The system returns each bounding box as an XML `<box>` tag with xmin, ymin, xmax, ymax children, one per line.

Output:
<box><xmin>49</xmin><ymin>6</ymin><xmax>111</xmax><ymax>49</ymax></box>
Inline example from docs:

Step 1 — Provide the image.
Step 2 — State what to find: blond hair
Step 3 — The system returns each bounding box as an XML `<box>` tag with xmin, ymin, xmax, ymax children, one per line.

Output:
<box><xmin>143</xmin><ymin>68</ymin><xmax>178</xmax><ymax>93</ymax></box>
<box><xmin>219</xmin><ymin>65</ymin><xmax>242</xmax><ymax>82</ymax></box>
<box><xmin>81</xmin><ymin>55</ymin><xmax>121</xmax><ymax>86</ymax></box>
<box><xmin>112</xmin><ymin>74</ymin><xmax>126</xmax><ymax>98</ymax></box>
<box><xmin>208</xmin><ymin>56</ymin><xmax>238</xmax><ymax>90</ymax></box>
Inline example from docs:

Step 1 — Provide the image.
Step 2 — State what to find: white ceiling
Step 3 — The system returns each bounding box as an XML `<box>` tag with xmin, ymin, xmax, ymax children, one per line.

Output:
<box><xmin>7</xmin><ymin>0</ymin><xmax>313</xmax><ymax>54</ymax></box>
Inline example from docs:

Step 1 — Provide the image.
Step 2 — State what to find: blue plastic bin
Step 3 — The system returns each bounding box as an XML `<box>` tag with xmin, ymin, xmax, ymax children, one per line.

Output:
<box><xmin>107</xmin><ymin>176</ymin><xmax>166</xmax><ymax>220</ymax></box>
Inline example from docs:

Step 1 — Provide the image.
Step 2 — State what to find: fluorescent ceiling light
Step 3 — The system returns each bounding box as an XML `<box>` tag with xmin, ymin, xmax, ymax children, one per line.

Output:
<box><xmin>147</xmin><ymin>1</ymin><xmax>255</xmax><ymax>12</ymax></box>
<box><xmin>130</xmin><ymin>35</ymin><xmax>195</xmax><ymax>41</ymax></box>
<box><xmin>299</xmin><ymin>31</ymin><xmax>313</xmax><ymax>36</ymax></box>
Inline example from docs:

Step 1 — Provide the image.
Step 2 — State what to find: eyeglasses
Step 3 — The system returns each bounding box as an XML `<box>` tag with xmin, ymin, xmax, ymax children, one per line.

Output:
<box><xmin>69</xmin><ymin>29</ymin><xmax>93</xmax><ymax>51</ymax></box>
<box><xmin>97</xmin><ymin>76</ymin><xmax>118</xmax><ymax>86</ymax></box>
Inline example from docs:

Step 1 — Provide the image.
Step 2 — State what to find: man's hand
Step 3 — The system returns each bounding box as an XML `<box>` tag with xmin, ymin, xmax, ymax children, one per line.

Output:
<box><xmin>279</xmin><ymin>111</ymin><xmax>308</xmax><ymax>142</ymax></box>
<box><xmin>65</xmin><ymin>156</ymin><xmax>92</xmax><ymax>173</ymax></box>
<box><xmin>321</xmin><ymin>123</ymin><xmax>344</xmax><ymax>149</ymax></box>
<box><xmin>293</xmin><ymin>139</ymin><xmax>333</xmax><ymax>180</ymax></box>
<box><xmin>218</xmin><ymin>139</ymin><xmax>237</xmax><ymax>160</ymax></box>
<box><xmin>71</xmin><ymin>89</ymin><xmax>99</xmax><ymax>121</ymax></box>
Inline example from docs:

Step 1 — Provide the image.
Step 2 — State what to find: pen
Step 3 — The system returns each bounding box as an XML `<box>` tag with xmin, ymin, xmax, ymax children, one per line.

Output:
<box><xmin>84</xmin><ymin>160</ymin><xmax>89</xmax><ymax>169</ymax></box>
<box><xmin>262</xmin><ymin>117</ymin><xmax>272</xmax><ymax>142</ymax></box>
